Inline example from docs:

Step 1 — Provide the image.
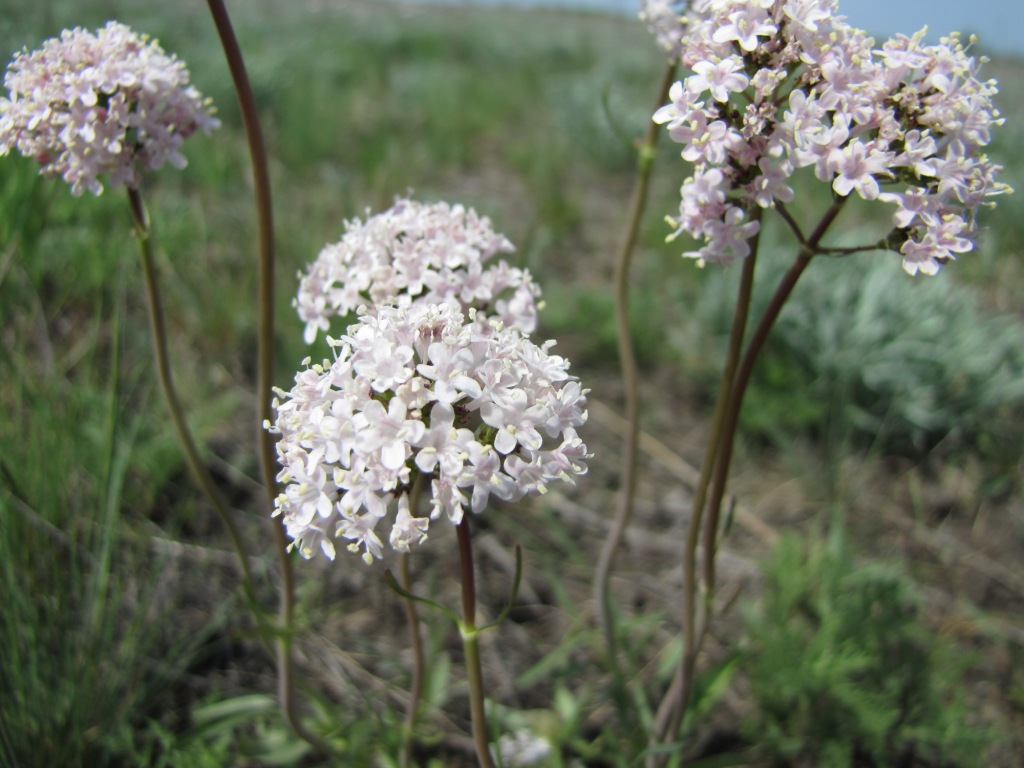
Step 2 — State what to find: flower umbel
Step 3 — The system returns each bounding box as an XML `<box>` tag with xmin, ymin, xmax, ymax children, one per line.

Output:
<box><xmin>295</xmin><ymin>198</ymin><xmax>543</xmax><ymax>343</ymax></box>
<box><xmin>654</xmin><ymin>0</ymin><xmax>1011</xmax><ymax>274</ymax></box>
<box><xmin>0</xmin><ymin>21</ymin><xmax>219</xmax><ymax>196</ymax></box>
<box><xmin>269</xmin><ymin>302</ymin><xmax>589</xmax><ymax>563</ymax></box>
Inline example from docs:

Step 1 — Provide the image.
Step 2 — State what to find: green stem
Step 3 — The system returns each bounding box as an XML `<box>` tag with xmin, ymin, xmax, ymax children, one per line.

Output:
<box><xmin>127</xmin><ymin>187</ymin><xmax>255</xmax><ymax>596</ymax></box>
<box><xmin>399</xmin><ymin>554</ymin><xmax>424</xmax><ymax>768</ymax></box>
<box><xmin>594</xmin><ymin>56</ymin><xmax>677</xmax><ymax>713</ymax></box>
<box><xmin>399</xmin><ymin>480</ymin><xmax>426</xmax><ymax>768</ymax></box>
<box><xmin>203</xmin><ymin>0</ymin><xmax>332</xmax><ymax>756</ymax></box>
<box><xmin>456</xmin><ymin>517</ymin><xmax>496</xmax><ymax>768</ymax></box>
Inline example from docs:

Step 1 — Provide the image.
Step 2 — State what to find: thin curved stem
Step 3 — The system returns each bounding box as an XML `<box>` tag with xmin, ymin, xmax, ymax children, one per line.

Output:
<box><xmin>699</xmin><ymin>256</ymin><xmax>812</xmax><ymax>594</ymax></box>
<box><xmin>816</xmin><ymin>242</ymin><xmax>886</xmax><ymax>257</ymax></box>
<box><xmin>204</xmin><ymin>0</ymin><xmax>332</xmax><ymax>756</ymax></box>
<box><xmin>773</xmin><ymin>200</ymin><xmax>806</xmax><ymax>244</ymax></box>
<box><xmin>652</xmin><ymin>209</ymin><xmax>761</xmax><ymax>755</ymax></box>
<box><xmin>128</xmin><ymin>187</ymin><xmax>255</xmax><ymax>596</ymax></box>
<box><xmin>594</xmin><ymin>56</ymin><xmax>677</xmax><ymax>708</ymax></box>
<box><xmin>456</xmin><ymin>517</ymin><xmax>496</xmax><ymax>768</ymax></box>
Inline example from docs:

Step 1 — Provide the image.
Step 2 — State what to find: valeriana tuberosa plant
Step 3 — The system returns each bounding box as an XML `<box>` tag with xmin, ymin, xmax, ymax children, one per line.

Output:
<box><xmin>643</xmin><ymin>0</ymin><xmax>1011</xmax><ymax>753</ymax></box>
<box><xmin>0</xmin><ymin>23</ymin><xmax>255</xmax><ymax>587</ymax></box>
<box><xmin>272</xmin><ymin>203</ymin><xmax>589</xmax><ymax>766</ymax></box>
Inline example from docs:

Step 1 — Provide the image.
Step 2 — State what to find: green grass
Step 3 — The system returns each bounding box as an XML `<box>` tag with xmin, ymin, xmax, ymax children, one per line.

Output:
<box><xmin>0</xmin><ymin>280</ymin><xmax>217</xmax><ymax>765</ymax></box>
<box><xmin>1</xmin><ymin>0</ymin><xmax>1023</xmax><ymax>764</ymax></box>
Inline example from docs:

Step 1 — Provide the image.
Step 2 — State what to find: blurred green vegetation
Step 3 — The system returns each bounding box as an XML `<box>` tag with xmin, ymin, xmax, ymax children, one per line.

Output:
<box><xmin>741</xmin><ymin>527</ymin><xmax>991</xmax><ymax>767</ymax></box>
<box><xmin>1</xmin><ymin>0</ymin><xmax>1022</xmax><ymax>765</ymax></box>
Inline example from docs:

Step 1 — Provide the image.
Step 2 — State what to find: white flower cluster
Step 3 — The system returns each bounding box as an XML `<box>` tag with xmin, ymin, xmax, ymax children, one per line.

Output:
<box><xmin>269</xmin><ymin>302</ymin><xmax>589</xmax><ymax>563</ymax></box>
<box><xmin>638</xmin><ymin>0</ymin><xmax>689</xmax><ymax>59</ymax></box>
<box><xmin>653</xmin><ymin>0</ymin><xmax>1010</xmax><ymax>275</ymax></box>
<box><xmin>295</xmin><ymin>198</ymin><xmax>542</xmax><ymax>344</ymax></box>
<box><xmin>0</xmin><ymin>22</ymin><xmax>219</xmax><ymax>196</ymax></box>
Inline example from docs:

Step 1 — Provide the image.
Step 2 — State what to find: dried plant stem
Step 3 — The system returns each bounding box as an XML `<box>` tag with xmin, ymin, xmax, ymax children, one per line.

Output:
<box><xmin>204</xmin><ymin>0</ymin><xmax>333</xmax><ymax>756</ymax></box>
<box><xmin>594</xmin><ymin>58</ymin><xmax>677</xmax><ymax>684</ymax></box>
<box><xmin>128</xmin><ymin>187</ymin><xmax>254</xmax><ymax>596</ymax></box>
<box><xmin>456</xmin><ymin>517</ymin><xmax>497</xmax><ymax>768</ymax></box>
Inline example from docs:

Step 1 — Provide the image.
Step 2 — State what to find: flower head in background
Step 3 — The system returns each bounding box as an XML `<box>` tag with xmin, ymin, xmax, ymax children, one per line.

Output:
<box><xmin>493</xmin><ymin>729</ymin><xmax>554</xmax><ymax>767</ymax></box>
<box><xmin>0</xmin><ymin>21</ymin><xmax>219</xmax><ymax>196</ymax></box>
<box><xmin>654</xmin><ymin>0</ymin><xmax>1010</xmax><ymax>275</ymax></box>
<box><xmin>639</xmin><ymin>0</ymin><xmax>689</xmax><ymax>59</ymax></box>
<box><xmin>269</xmin><ymin>302</ymin><xmax>589</xmax><ymax>563</ymax></box>
<box><xmin>295</xmin><ymin>198</ymin><xmax>542</xmax><ymax>343</ymax></box>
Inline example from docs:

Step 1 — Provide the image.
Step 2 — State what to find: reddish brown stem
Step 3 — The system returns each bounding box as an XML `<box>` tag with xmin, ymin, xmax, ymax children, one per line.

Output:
<box><xmin>204</xmin><ymin>0</ymin><xmax>332</xmax><ymax>756</ymax></box>
<box><xmin>702</xmin><ymin>199</ymin><xmax>846</xmax><ymax>596</ymax></box>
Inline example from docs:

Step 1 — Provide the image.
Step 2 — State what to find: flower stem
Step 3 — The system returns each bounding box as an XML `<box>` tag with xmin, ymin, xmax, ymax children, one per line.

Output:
<box><xmin>594</xmin><ymin>56</ymin><xmax>677</xmax><ymax>712</ymax></box>
<box><xmin>654</xmin><ymin>200</ymin><xmax>846</xmax><ymax>760</ymax></box>
<box><xmin>398</xmin><ymin>554</ymin><xmax>425</xmax><ymax>768</ymax></box>
<box><xmin>702</xmin><ymin>198</ymin><xmax>846</xmax><ymax>597</ymax></box>
<box><xmin>399</xmin><ymin>480</ymin><xmax>427</xmax><ymax>768</ymax></box>
<box><xmin>456</xmin><ymin>517</ymin><xmax>497</xmax><ymax>768</ymax></box>
<box><xmin>127</xmin><ymin>187</ymin><xmax>255</xmax><ymax>597</ymax></box>
<box><xmin>204</xmin><ymin>0</ymin><xmax>332</xmax><ymax>756</ymax></box>
<box><xmin>652</xmin><ymin>209</ymin><xmax>761</xmax><ymax>756</ymax></box>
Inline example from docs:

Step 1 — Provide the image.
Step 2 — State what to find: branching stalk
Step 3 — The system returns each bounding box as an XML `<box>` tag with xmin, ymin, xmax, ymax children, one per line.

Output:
<box><xmin>702</xmin><ymin>198</ymin><xmax>847</xmax><ymax>597</ymax></box>
<box><xmin>654</xmin><ymin>200</ymin><xmax>847</xmax><ymax>762</ymax></box>
<box><xmin>773</xmin><ymin>200</ymin><xmax>806</xmax><ymax>244</ymax></box>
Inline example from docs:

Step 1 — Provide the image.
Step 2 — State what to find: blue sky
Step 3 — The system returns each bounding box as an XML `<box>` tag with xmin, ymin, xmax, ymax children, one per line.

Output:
<box><xmin>432</xmin><ymin>0</ymin><xmax>1021</xmax><ymax>55</ymax></box>
<box><xmin>829</xmin><ymin>0</ymin><xmax>1020</xmax><ymax>55</ymax></box>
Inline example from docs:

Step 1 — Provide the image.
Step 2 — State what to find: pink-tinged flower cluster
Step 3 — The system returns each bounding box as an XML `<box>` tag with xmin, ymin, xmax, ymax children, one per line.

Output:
<box><xmin>654</xmin><ymin>0</ymin><xmax>1010</xmax><ymax>275</ymax></box>
<box><xmin>639</xmin><ymin>0</ymin><xmax>689</xmax><ymax>59</ymax></box>
<box><xmin>268</xmin><ymin>302</ymin><xmax>589</xmax><ymax>563</ymax></box>
<box><xmin>296</xmin><ymin>198</ymin><xmax>542</xmax><ymax>344</ymax></box>
<box><xmin>0</xmin><ymin>21</ymin><xmax>219</xmax><ymax>196</ymax></box>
